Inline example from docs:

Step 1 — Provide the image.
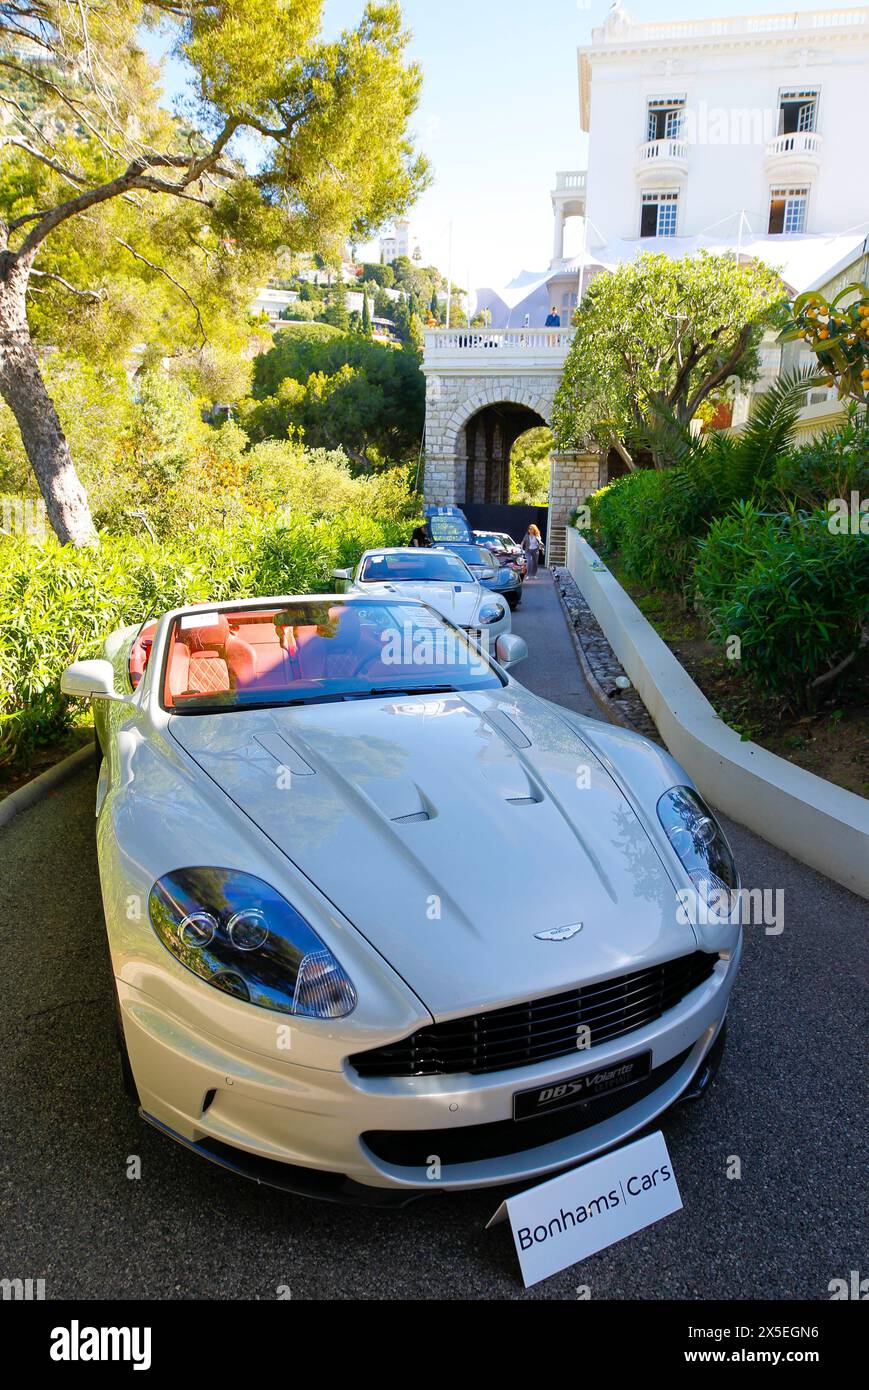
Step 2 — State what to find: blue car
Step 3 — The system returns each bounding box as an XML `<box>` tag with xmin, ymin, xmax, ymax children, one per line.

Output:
<box><xmin>432</xmin><ymin>542</ymin><xmax>523</xmax><ymax>610</ymax></box>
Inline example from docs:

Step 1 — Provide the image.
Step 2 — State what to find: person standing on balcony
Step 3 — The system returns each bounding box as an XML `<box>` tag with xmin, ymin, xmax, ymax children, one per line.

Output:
<box><xmin>544</xmin><ymin>306</ymin><xmax>561</xmax><ymax>327</ymax></box>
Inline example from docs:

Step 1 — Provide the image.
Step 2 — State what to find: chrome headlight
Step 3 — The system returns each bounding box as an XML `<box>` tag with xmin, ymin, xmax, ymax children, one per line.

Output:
<box><xmin>478</xmin><ymin>601</ymin><xmax>506</xmax><ymax>625</ymax></box>
<box><xmin>657</xmin><ymin>787</ymin><xmax>739</xmax><ymax>914</ymax></box>
<box><xmin>149</xmin><ymin>868</ymin><xmax>357</xmax><ymax>1019</ymax></box>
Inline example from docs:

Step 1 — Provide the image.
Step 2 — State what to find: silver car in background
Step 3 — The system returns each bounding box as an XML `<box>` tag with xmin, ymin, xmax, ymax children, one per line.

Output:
<box><xmin>334</xmin><ymin>546</ymin><xmax>512</xmax><ymax>648</ymax></box>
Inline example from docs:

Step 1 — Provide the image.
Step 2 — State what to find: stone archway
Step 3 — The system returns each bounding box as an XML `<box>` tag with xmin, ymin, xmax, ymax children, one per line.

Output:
<box><xmin>421</xmin><ymin>357</ymin><xmax>603</xmax><ymax>564</ymax></box>
<box><xmin>459</xmin><ymin>401</ymin><xmax>548</xmax><ymax>504</ymax></box>
<box><xmin>439</xmin><ymin>383</ymin><xmax>557</xmax><ymax>505</ymax></box>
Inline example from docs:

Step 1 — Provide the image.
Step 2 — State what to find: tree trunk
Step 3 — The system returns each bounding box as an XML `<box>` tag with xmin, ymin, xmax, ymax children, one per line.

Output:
<box><xmin>0</xmin><ymin>253</ymin><xmax>97</xmax><ymax>547</ymax></box>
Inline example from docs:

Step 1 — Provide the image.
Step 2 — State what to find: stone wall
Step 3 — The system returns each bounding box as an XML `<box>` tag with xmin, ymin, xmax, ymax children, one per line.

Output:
<box><xmin>421</xmin><ymin>366</ymin><xmax>603</xmax><ymax>565</ymax></box>
<box><xmin>422</xmin><ymin>371</ymin><xmax>562</xmax><ymax>504</ymax></box>
<box><xmin>547</xmin><ymin>449</ymin><xmax>604</xmax><ymax>564</ymax></box>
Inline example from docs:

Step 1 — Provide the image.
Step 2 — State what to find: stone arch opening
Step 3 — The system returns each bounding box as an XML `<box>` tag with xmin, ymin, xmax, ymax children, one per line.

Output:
<box><xmin>458</xmin><ymin>401</ymin><xmax>548</xmax><ymax>504</ymax></box>
<box><xmin>509</xmin><ymin>422</ymin><xmax>554</xmax><ymax>504</ymax></box>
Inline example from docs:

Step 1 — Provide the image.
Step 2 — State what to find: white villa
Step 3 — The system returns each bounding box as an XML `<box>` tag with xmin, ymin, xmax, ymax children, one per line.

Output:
<box><xmin>422</xmin><ymin>4</ymin><xmax>869</xmax><ymax>560</ymax></box>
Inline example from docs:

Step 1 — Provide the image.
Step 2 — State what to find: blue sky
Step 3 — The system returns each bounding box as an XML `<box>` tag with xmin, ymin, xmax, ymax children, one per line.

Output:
<box><xmin>150</xmin><ymin>1</ymin><xmax>852</xmax><ymax>288</ymax></box>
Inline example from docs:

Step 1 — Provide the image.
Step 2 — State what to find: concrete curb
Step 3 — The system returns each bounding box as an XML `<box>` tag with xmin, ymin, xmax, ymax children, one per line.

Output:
<box><xmin>0</xmin><ymin>743</ymin><xmax>96</xmax><ymax>830</ymax></box>
<box><xmin>565</xmin><ymin>528</ymin><xmax>869</xmax><ymax>900</ymax></box>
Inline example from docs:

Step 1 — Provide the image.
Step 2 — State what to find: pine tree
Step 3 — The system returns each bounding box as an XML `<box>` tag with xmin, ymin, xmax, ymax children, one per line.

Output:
<box><xmin>323</xmin><ymin>278</ymin><xmax>350</xmax><ymax>331</ymax></box>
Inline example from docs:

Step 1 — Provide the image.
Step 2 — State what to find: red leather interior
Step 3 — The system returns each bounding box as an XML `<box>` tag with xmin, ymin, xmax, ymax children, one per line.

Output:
<box><xmin>162</xmin><ymin>605</ymin><xmax>391</xmax><ymax>706</ymax></box>
<box><xmin>129</xmin><ymin>622</ymin><xmax>157</xmax><ymax>690</ymax></box>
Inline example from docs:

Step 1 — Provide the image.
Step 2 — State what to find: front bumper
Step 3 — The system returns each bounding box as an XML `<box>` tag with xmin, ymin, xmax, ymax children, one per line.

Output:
<box><xmin>120</xmin><ymin>936</ymin><xmax>740</xmax><ymax>1200</ymax></box>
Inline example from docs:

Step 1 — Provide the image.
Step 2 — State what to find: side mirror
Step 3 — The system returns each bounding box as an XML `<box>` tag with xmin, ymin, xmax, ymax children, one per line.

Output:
<box><xmin>61</xmin><ymin>659</ymin><xmax>123</xmax><ymax>701</ymax></box>
<box><xmin>495</xmin><ymin>634</ymin><xmax>528</xmax><ymax>670</ymax></box>
<box><xmin>331</xmin><ymin>568</ymin><xmax>352</xmax><ymax>591</ymax></box>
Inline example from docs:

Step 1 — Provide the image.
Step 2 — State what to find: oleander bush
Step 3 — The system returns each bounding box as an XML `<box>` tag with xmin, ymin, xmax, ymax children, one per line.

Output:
<box><xmin>0</xmin><ymin>509</ymin><xmax>413</xmax><ymax>763</ymax></box>
<box><xmin>694</xmin><ymin>503</ymin><xmax>868</xmax><ymax>706</ymax></box>
<box><xmin>764</xmin><ymin>414</ymin><xmax>869</xmax><ymax>511</ymax></box>
<box><xmin>588</xmin><ymin>369</ymin><xmax>818</xmax><ymax>596</ymax></box>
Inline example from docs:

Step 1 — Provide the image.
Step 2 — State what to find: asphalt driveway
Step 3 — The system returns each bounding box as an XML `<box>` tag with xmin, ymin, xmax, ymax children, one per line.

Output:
<box><xmin>0</xmin><ymin>569</ymin><xmax>866</xmax><ymax>1299</ymax></box>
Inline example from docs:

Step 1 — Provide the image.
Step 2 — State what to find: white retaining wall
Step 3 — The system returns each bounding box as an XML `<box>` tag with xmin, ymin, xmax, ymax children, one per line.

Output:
<box><xmin>566</xmin><ymin>527</ymin><xmax>869</xmax><ymax>899</ymax></box>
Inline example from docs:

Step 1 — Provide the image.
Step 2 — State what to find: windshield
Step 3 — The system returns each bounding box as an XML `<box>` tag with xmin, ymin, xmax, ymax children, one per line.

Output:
<box><xmin>475</xmin><ymin>532</ymin><xmax>507</xmax><ymax>551</ymax></box>
<box><xmin>161</xmin><ymin>601</ymin><xmax>503</xmax><ymax>713</ymax></box>
<box><xmin>436</xmin><ymin>544</ymin><xmax>497</xmax><ymax>574</ymax></box>
<box><xmin>359</xmin><ymin>551</ymin><xmax>474</xmax><ymax>584</ymax></box>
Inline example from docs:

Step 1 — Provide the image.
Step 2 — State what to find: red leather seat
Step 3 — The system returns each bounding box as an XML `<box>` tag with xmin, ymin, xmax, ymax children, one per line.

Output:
<box><xmin>185</xmin><ymin>616</ymin><xmax>257</xmax><ymax>691</ymax></box>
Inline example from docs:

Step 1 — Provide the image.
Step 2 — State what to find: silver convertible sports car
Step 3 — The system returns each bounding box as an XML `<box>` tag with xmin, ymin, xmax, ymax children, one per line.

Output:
<box><xmin>63</xmin><ymin>594</ymin><xmax>741</xmax><ymax>1204</ymax></box>
<box><xmin>333</xmin><ymin>547</ymin><xmax>512</xmax><ymax>647</ymax></box>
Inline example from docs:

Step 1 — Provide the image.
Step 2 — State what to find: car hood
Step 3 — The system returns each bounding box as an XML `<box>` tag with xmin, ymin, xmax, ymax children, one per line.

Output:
<box><xmin>354</xmin><ymin>580</ymin><xmax>490</xmax><ymax>625</ymax></box>
<box><xmin>169</xmin><ymin>688</ymin><xmax>695</xmax><ymax>1017</ymax></box>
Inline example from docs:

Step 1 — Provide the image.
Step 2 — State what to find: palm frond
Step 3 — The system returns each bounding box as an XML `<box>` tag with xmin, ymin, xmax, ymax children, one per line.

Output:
<box><xmin>642</xmin><ymin>395</ymin><xmax>702</xmax><ymax>469</ymax></box>
<box><xmin>737</xmin><ymin>364</ymin><xmax>823</xmax><ymax>485</ymax></box>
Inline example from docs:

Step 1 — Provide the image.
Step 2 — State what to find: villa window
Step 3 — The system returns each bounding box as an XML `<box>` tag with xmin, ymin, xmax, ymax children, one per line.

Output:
<box><xmin>640</xmin><ymin>190</ymin><xmax>679</xmax><ymax>238</ymax></box>
<box><xmin>778</xmin><ymin>88</ymin><xmax>818</xmax><ymax>136</ymax></box>
<box><xmin>768</xmin><ymin>186</ymin><xmax>808</xmax><ymax>235</ymax></box>
<box><xmin>646</xmin><ymin>95</ymin><xmax>685</xmax><ymax>142</ymax></box>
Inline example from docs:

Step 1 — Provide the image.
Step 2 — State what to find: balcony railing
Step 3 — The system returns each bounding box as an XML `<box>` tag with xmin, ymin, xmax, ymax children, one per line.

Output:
<box><xmin>636</xmin><ymin>137</ymin><xmax>689</xmax><ymax>173</ymax></box>
<box><xmin>765</xmin><ymin>130</ymin><xmax>823</xmax><ymax>162</ymax></box>
<box><xmin>553</xmin><ymin>171</ymin><xmax>587</xmax><ymax>194</ymax></box>
<box><xmin>423</xmin><ymin>327</ymin><xmax>576</xmax><ymax>366</ymax></box>
<box><xmin>595</xmin><ymin>9</ymin><xmax>867</xmax><ymax>42</ymax></box>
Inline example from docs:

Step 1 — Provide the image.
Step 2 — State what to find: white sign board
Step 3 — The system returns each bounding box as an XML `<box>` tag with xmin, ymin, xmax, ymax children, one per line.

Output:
<box><xmin>488</xmin><ymin>1131</ymin><xmax>682</xmax><ymax>1288</ymax></box>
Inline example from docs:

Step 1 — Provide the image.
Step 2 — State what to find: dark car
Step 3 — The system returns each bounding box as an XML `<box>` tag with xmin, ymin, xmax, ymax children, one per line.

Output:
<box><xmin>432</xmin><ymin>543</ymin><xmax>523</xmax><ymax>610</ymax></box>
<box><xmin>473</xmin><ymin>529</ymin><xmax>527</xmax><ymax>580</ymax></box>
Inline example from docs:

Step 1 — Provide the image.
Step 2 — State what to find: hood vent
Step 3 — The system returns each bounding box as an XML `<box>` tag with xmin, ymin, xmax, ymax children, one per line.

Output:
<box><xmin>391</xmin><ymin>811</ymin><xmax>431</xmax><ymax>825</ymax></box>
<box><xmin>506</xmin><ymin>796</ymin><xmax>539</xmax><ymax>806</ymax></box>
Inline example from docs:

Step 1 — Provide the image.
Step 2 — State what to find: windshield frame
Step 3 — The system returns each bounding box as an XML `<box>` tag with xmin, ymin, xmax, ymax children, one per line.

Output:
<box><xmin>158</xmin><ymin>597</ymin><xmax>505</xmax><ymax>716</ymax></box>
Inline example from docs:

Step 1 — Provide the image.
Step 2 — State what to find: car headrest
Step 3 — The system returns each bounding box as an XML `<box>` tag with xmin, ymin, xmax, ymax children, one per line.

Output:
<box><xmin>185</xmin><ymin>615</ymin><xmax>230</xmax><ymax>652</ymax></box>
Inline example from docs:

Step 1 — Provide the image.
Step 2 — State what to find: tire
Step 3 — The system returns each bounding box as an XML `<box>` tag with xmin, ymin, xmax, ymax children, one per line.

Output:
<box><xmin>507</xmin><ymin>594</ymin><xmax>521</xmax><ymax>611</ymax></box>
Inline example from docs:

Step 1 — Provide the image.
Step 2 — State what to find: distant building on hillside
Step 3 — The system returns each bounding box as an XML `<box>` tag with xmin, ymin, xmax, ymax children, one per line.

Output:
<box><xmin>380</xmin><ymin>219</ymin><xmax>421</xmax><ymax>264</ymax></box>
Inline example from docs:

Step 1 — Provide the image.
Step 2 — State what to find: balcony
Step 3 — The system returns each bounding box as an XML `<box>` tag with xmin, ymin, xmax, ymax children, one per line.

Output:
<box><xmin>553</xmin><ymin>171</ymin><xmax>587</xmax><ymax>196</ymax></box>
<box><xmin>422</xmin><ymin>328</ymin><xmax>576</xmax><ymax>372</ymax></box>
<box><xmin>764</xmin><ymin>130</ymin><xmax>823</xmax><ymax>181</ymax></box>
<box><xmin>635</xmin><ymin>137</ymin><xmax>689</xmax><ymax>181</ymax></box>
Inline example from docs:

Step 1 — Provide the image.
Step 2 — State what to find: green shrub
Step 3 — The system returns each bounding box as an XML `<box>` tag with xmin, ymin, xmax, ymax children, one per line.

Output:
<box><xmin>694</xmin><ymin>503</ymin><xmax>869</xmax><ymax>706</ymax></box>
<box><xmin>765</xmin><ymin>414</ymin><xmax>869</xmax><ymax>510</ymax></box>
<box><xmin>588</xmin><ymin>470</ymin><xmax>661</xmax><ymax>555</ymax></box>
<box><xmin>587</xmin><ymin>369</ymin><xmax>829</xmax><ymax>595</ymax></box>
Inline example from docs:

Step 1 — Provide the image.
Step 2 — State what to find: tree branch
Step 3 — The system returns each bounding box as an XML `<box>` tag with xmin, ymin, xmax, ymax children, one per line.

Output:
<box><xmin>683</xmin><ymin>323</ymin><xmax>753</xmax><ymax>420</ymax></box>
<box><xmin>29</xmin><ymin>268</ymin><xmax>105</xmax><ymax>299</ymax></box>
<box><xmin>114</xmin><ymin>237</ymin><xmax>206</xmax><ymax>346</ymax></box>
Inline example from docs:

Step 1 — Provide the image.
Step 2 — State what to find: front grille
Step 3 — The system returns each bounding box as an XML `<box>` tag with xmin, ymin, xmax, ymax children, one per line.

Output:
<box><xmin>350</xmin><ymin>952</ymin><xmax>717</xmax><ymax>1079</ymax></box>
<box><xmin>363</xmin><ymin>1046</ymin><xmax>694</xmax><ymax>1168</ymax></box>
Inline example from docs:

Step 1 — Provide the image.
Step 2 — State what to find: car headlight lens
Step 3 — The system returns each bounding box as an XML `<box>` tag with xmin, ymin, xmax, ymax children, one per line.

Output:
<box><xmin>657</xmin><ymin>787</ymin><xmax>739</xmax><ymax>912</ymax></box>
<box><xmin>149</xmin><ymin>868</ymin><xmax>357</xmax><ymax>1018</ymax></box>
<box><xmin>478</xmin><ymin>601</ymin><xmax>505</xmax><ymax>624</ymax></box>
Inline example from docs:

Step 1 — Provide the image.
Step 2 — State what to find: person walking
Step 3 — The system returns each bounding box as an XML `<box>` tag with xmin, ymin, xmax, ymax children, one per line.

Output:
<box><xmin>522</xmin><ymin>524</ymin><xmax>544</xmax><ymax>579</ymax></box>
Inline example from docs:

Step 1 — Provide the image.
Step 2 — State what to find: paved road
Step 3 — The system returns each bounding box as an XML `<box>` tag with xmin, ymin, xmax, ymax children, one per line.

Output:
<box><xmin>1</xmin><ymin>574</ymin><xmax>866</xmax><ymax>1300</ymax></box>
<box><xmin>510</xmin><ymin>568</ymin><xmax>600</xmax><ymax>719</ymax></box>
